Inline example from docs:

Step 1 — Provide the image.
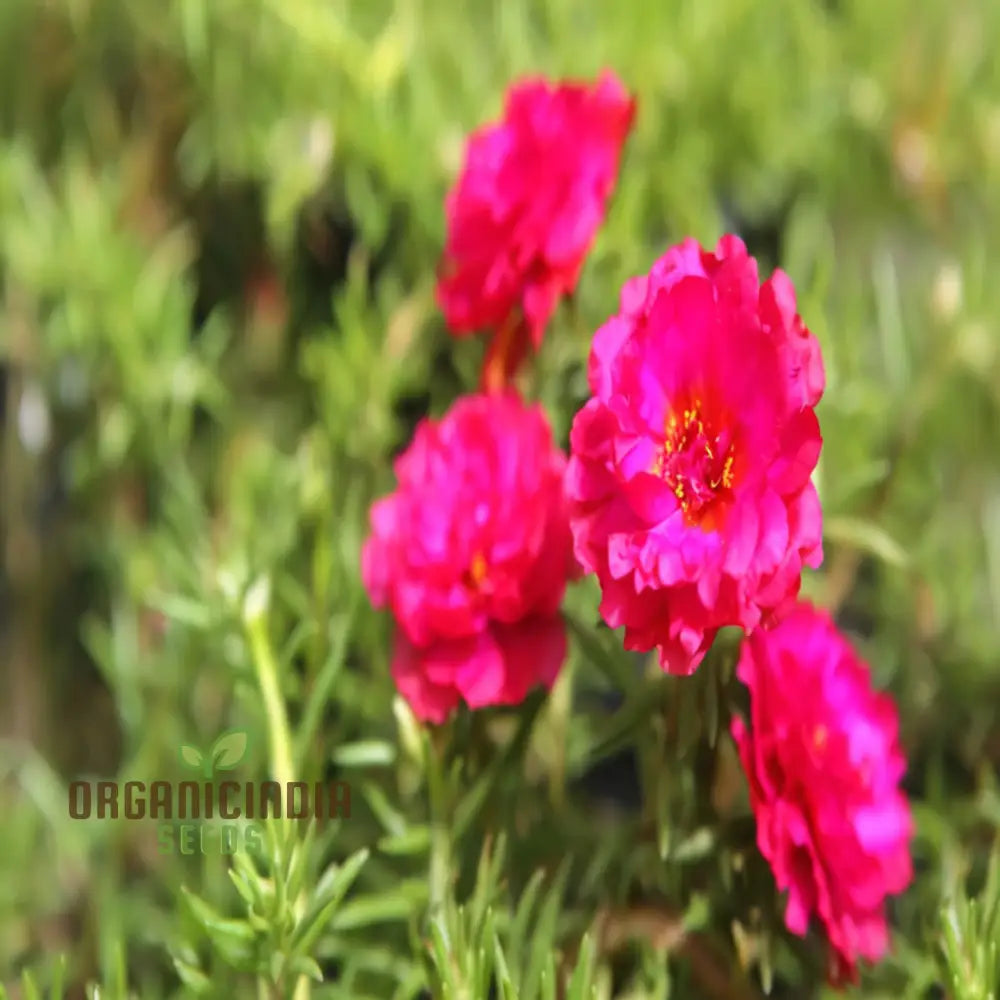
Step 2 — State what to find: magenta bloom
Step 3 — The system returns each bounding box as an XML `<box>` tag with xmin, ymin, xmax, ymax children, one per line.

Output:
<box><xmin>731</xmin><ymin>603</ymin><xmax>913</xmax><ymax>985</ymax></box>
<box><xmin>565</xmin><ymin>235</ymin><xmax>825</xmax><ymax>674</ymax></box>
<box><xmin>437</xmin><ymin>70</ymin><xmax>636</xmax><ymax>354</ymax></box>
<box><xmin>362</xmin><ymin>391</ymin><xmax>573</xmax><ymax>722</ymax></box>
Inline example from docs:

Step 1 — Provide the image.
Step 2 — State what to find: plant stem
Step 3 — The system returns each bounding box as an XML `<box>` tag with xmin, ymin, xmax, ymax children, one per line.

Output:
<box><xmin>426</xmin><ymin>727</ymin><xmax>451</xmax><ymax>916</ymax></box>
<box><xmin>246</xmin><ymin>612</ymin><xmax>295</xmax><ymax>789</ymax></box>
<box><xmin>547</xmin><ymin>662</ymin><xmax>572</xmax><ymax>811</ymax></box>
<box><xmin>296</xmin><ymin>591</ymin><xmax>358</xmax><ymax>773</ymax></box>
<box><xmin>244</xmin><ymin>597</ymin><xmax>310</xmax><ymax>1000</ymax></box>
<box><xmin>309</xmin><ymin>506</ymin><xmax>332</xmax><ymax>689</ymax></box>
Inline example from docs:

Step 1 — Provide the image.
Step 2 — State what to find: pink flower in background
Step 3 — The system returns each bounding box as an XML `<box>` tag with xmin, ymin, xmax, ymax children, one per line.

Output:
<box><xmin>437</xmin><ymin>70</ymin><xmax>636</xmax><ymax>388</ymax></box>
<box><xmin>362</xmin><ymin>391</ymin><xmax>573</xmax><ymax>722</ymax></box>
<box><xmin>731</xmin><ymin>603</ymin><xmax>913</xmax><ymax>985</ymax></box>
<box><xmin>565</xmin><ymin>235</ymin><xmax>825</xmax><ymax>674</ymax></box>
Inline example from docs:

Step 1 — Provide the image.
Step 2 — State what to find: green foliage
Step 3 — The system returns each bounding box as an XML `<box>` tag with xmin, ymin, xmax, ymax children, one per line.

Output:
<box><xmin>425</xmin><ymin>837</ymin><xmax>603</xmax><ymax>1000</ymax></box>
<box><xmin>1</xmin><ymin>0</ymin><xmax>999</xmax><ymax>997</ymax></box>
<box><xmin>940</xmin><ymin>847</ymin><xmax>1000</xmax><ymax>1000</ymax></box>
<box><xmin>173</xmin><ymin>821</ymin><xmax>370</xmax><ymax>995</ymax></box>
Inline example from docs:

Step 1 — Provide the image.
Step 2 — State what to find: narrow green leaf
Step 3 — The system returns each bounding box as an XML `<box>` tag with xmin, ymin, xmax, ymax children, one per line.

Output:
<box><xmin>377</xmin><ymin>826</ymin><xmax>431</xmax><ymax>856</ymax></box>
<box><xmin>585</xmin><ymin>680</ymin><xmax>664</xmax><ymax>766</ymax></box>
<box><xmin>296</xmin><ymin>599</ymin><xmax>359</xmax><ymax>768</ymax></box>
<box><xmin>330</xmin><ymin>884</ymin><xmax>427</xmax><ymax>930</ymax></box>
<box><xmin>476</xmin><ymin>908</ymin><xmax>498</xmax><ymax>998</ymax></box>
<box><xmin>285</xmin><ymin>824</ymin><xmax>317</xmax><ymax>906</ymax></box>
<box><xmin>361</xmin><ymin>781</ymin><xmax>408</xmax><ymax>836</ymax></box>
<box><xmin>110</xmin><ymin>923</ymin><xmax>127</xmax><ymax>998</ymax></box>
<box><xmin>20</xmin><ymin>971</ymin><xmax>41</xmax><ymax>1000</ymax></box>
<box><xmin>291</xmin><ymin>848</ymin><xmax>369</xmax><ymax>953</ymax></box>
<box><xmin>182</xmin><ymin>887</ymin><xmax>256</xmax><ymax>941</ymax></box>
<box><xmin>281</xmin><ymin>617</ymin><xmax>319</xmax><ymax>667</ymax></box>
<box><xmin>567</xmin><ymin>933</ymin><xmax>597</xmax><ymax>1000</ymax></box>
<box><xmin>683</xmin><ymin>894</ymin><xmax>711</xmax><ymax>932</ymax></box>
<box><xmin>759</xmin><ymin>925</ymin><xmax>775</xmax><ymax>995</ymax></box>
<box><xmin>50</xmin><ymin>956</ymin><xmax>67</xmax><ymax>1000</ymax></box>
<box><xmin>564</xmin><ymin>612</ymin><xmax>637</xmax><ymax>692</ymax></box>
<box><xmin>508</xmin><ymin>869</ymin><xmax>546</xmax><ymax>968</ymax></box>
<box><xmin>493</xmin><ymin>934</ymin><xmax>517</xmax><ymax>1000</ymax></box>
<box><xmin>523</xmin><ymin>860</ymin><xmax>572</xmax><ymax>1000</ymax></box>
<box><xmin>670</xmin><ymin>827</ymin><xmax>716</xmax><ymax>864</ymax></box>
<box><xmin>470</xmin><ymin>835</ymin><xmax>506</xmax><ymax>932</ymax></box>
<box><xmin>228</xmin><ymin>867</ymin><xmax>259</xmax><ymax>910</ymax></box>
<box><xmin>181</xmin><ymin>885</ymin><xmax>257</xmax><ymax>964</ymax></box>
<box><xmin>149</xmin><ymin>591</ymin><xmax>215</xmax><ymax>628</ymax></box>
<box><xmin>231</xmin><ymin>849</ymin><xmax>271</xmax><ymax>915</ymax></box>
<box><xmin>823</xmin><ymin>515</ymin><xmax>909</xmax><ymax>569</ymax></box>
<box><xmin>286</xmin><ymin>954</ymin><xmax>324</xmax><ymax>982</ymax></box>
<box><xmin>539</xmin><ymin>956</ymin><xmax>558</xmax><ymax>1000</ymax></box>
<box><xmin>269</xmin><ymin>952</ymin><xmax>285</xmax><ymax>984</ymax></box>
<box><xmin>171</xmin><ymin>956</ymin><xmax>213</xmax><ymax>995</ymax></box>
<box><xmin>331</xmin><ymin>740</ymin><xmax>397</xmax><ymax>767</ymax></box>
<box><xmin>454</xmin><ymin>696</ymin><xmax>545</xmax><ymax>840</ymax></box>
<box><xmin>428</xmin><ymin>917</ymin><xmax>457</xmax><ymax>994</ymax></box>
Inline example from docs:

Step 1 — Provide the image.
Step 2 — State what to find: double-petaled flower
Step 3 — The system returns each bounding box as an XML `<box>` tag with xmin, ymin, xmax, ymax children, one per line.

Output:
<box><xmin>566</xmin><ymin>235</ymin><xmax>825</xmax><ymax>673</ymax></box>
<box><xmin>731</xmin><ymin>602</ymin><xmax>913</xmax><ymax>984</ymax></box>
<box><xmin>362</xmin><ymin>391</ymin><xmax>574</xmax><ymax>722</ymax></box>
<box><xmin>438</xmin><ymin>70</ymin><xmax>636</xmax><ymax>390</ymax></box>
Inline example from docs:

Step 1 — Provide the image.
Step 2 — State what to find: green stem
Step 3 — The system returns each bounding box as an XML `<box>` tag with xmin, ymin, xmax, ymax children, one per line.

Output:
<box><xmin>547</xmin><ymin>661</ymin><xmax>573</xmax><ymax>811</ymax></box>
<box><xmin>244</xmin><ymin>596</ymin><xmax>310</xmax><ymax>1000</ymax></box>
<box><xmin>246</xmin><ymin>612</ymin><xmax>295</xmax><ymax>788</ymax></box>
<box><xmin>426</xmin><ymin>728</ymin><xmax>451</xmax><ymax>916</ymax></box>
<box><xmin>309</xmin><ymin>508</ymin><xmax>332</xmax><ymax>686</ymax></box>
<box><xmin>295</xmin><ymin>590</ymin><xmax>358</xmax><ymax>774</ymax></box>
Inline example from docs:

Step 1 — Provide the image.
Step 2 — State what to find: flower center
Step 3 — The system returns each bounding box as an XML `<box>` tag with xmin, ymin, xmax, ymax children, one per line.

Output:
<box><xmin>653</xmin><ymin>397</ymin><xmax>736</xmax><ymax>526</ymax></box>
<box><xmin>467</xmin><ymin>551</ymin><xmax>489</xmax><ymax>589</ymax></box>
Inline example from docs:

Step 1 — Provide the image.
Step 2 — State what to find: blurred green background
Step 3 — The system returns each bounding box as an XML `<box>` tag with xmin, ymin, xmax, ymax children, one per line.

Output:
<box><xmin>1</xmin><ymin>0</ymin><xmax>1000</xmax><ymax>997</ymax></box>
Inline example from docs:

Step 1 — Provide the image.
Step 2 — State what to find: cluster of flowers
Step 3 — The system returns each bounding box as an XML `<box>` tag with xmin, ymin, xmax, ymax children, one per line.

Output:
<box><xmin>361</xmin><ymin>70</ymin><xmax>912</xmax><ymax>985</ymax></box>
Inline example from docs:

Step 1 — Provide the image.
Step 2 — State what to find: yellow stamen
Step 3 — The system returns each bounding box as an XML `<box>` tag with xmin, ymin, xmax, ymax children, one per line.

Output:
<box><xmin>469</xmin><ymin>552</ymin><xmax>488</xmax><ymax>587</ymax></box>
<box><xmin>648</xmin><ymin>394</ymin><xmax>736</xmax><ymax>527</ymax></box>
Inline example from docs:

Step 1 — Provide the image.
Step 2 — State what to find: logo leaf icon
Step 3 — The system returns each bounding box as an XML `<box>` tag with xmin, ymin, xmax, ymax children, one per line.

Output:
<box><xmin>179</xmin><ymin>745</ymin><xmax>204</xmax><ymax>771</ymax></box>
<box><xmin>211</xmin><ymin>729</ymin><xmax>249</xmax><ymax>772</ymax></box>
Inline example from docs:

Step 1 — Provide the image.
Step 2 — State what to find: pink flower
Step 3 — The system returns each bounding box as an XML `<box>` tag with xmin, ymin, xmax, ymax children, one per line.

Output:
<box><xmin>362</xmin><ymin>391</ymin><xmax>573</xmax><ymax>722</ymax></box>
<box><xmin>437</xmin><ymin>70</ymin><xmax>636</xmax><ymax>375</ymax></box>
<box><xmin>731</xmin><ymin>603</ymin><xmax>913</xmax><ymax>985</ymax></box>
<box><xmin>565</xmin><ymin>235</ymin><xmax>825</xmax><ymax>674</ymax></box>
